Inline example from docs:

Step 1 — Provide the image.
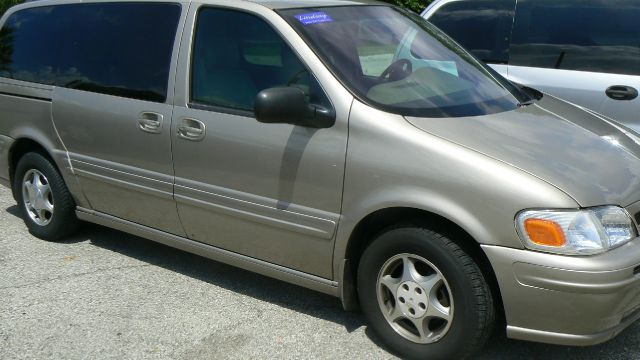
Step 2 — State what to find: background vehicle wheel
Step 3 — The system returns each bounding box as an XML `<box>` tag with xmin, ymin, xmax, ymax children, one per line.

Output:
<box><xmin>357</xmin><ymin>226</ymin><xmax>494</xmax><ymax>360</ymax></box>
<box><xmin>13</xmin><ymin>152</ymin><xmax>79</xmax><ymax>241</ymax></box>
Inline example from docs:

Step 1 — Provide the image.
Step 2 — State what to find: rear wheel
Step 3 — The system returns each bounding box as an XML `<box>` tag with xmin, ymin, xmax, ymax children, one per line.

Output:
<box><xmin>357</xmin><ymin>226</ymin><xmax>494</xmax><ymax>360</ymax></box>
<box><xmin>13</xmin><ymin>152</ymin><xmax>79</xmax><ymax>241</ymax></box>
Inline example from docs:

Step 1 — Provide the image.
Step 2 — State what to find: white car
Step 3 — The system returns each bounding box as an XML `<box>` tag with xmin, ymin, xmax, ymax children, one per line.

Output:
<box><xmin>423</xmin><ymin>0</ymin><xmax>640</xmax><ymax>130</ymax></box>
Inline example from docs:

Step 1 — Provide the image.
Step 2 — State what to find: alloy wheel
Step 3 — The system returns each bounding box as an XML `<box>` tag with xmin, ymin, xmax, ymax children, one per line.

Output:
<box><xmin>22</xmin><ymin>169</ymin><xmax>54</xmax><ymax>226</ymax></box>
<box><xmin>376</xmin><ymin>253</ymin><xmax>454</xmax><ymax>344</ymax></box>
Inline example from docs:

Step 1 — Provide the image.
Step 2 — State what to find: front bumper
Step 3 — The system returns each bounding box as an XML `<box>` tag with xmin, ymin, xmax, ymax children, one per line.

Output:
<box><xmin>482</xmin><ymin>239</ymin><xmax>640</xmax><ymax>346</ymax></box>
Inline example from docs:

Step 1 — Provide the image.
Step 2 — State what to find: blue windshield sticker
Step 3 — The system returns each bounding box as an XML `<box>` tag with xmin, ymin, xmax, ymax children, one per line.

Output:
<box><xmin>295</xmin><ymin>12</ymin><xmax>333</xmax><ymax>25</ymax></box>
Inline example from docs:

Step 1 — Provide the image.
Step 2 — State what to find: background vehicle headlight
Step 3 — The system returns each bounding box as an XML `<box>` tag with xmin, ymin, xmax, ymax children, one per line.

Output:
<box><xmin>516</xmin><ymin>206</ymin><xmax>637</xmax><ymax>255</ymax></box>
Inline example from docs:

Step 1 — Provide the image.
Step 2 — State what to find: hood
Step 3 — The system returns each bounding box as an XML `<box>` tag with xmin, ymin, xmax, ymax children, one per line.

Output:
<box><xmin>406</xmin><ymin>95</ymin><xmax>640</xmax><ymax>207</ymax></box>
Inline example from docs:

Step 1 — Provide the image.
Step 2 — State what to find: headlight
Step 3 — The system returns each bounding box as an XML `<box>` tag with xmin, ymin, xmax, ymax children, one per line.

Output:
<box><xmin>516</xmin><ymin>206</ymin><xmax>637</xmax><ymax>255</ymax></box>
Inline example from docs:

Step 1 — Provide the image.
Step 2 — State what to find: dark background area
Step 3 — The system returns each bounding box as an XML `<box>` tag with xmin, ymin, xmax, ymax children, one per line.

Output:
<box><xmin>0</xmin><ymin>0</ymin><xmax>21</xmax><ymax>16</ymax></box>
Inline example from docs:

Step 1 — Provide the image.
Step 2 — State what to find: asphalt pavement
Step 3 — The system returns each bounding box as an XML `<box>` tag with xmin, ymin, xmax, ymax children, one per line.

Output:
<box><xmin>1</xmin><ymin>185</ymin><xmax>639</xmax><ymax>359</ymax></box>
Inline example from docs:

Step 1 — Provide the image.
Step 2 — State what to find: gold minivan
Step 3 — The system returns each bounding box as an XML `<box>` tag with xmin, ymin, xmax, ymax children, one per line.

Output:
<box><xmin>1</xmin><ymin>1</ymin><xmax>640</xmax><ymax>358</ymax></box>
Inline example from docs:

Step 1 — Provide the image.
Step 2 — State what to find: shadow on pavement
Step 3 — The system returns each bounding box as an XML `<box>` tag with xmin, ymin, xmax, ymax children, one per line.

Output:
<box><xmin>6</xmin><ymin>204</ymin><xmax>20</xmax><ymax>217</ymax></box>
<box><xmin>5</xmin><ymin>204</ymin><xmax>639</xmax><ymax>359</ymax></box>
<box><xmin>82</xmin><ymin>223</ymin><xmax>640</xmax><ymax>359</ymax></box>
<box><xmin>75</xmin><ymin>224</ymin><xmax>368</xmax><ymax>332</ymax></box>
<box><xmin>6</xmin><ymin>205</ymin><xmax>90</xmax><ymax>244</ymax></box>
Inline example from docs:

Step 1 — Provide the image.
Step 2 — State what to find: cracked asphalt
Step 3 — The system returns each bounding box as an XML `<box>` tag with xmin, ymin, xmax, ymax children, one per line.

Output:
<box><xmin>1</xmin><ymin>185</ymin><xmax>639</xmax><ymax>359</ymax></box>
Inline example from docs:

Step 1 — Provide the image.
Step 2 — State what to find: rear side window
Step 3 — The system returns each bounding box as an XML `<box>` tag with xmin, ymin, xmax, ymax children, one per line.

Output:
<box><xmin>190</xmin><ymin>8</ymin><xmax>330</xmax><ymax>114</ymax></box>
<box><xmin>0</xmin><ymin>3</ymin><xmax>181</xmax><ymax>102</ymax></box>
<box><xmin>0</xmin><ymin>7</ymin><xmax>59</xmax><ymax>85</ymax></box>
<box><xmin>510</xmin><ymin>0</ymin><xmax>640</xmax><ymax>76</ymax></box>
<box><xmin>428</xmin><ymin>0</ymin><xmax>516</xmax><ymax>64</ymax></box>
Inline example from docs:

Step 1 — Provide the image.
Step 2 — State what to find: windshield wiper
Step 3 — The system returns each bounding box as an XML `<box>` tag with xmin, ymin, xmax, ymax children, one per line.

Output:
<box><xmin>512</xmin><ymin>82</ymin><xmax>543</xmax><ymax>107</ymax></box>
<box><xmin>517</xmin><ymin>99</ymin><xmax>535</xmax><ymax>107</ymax></box>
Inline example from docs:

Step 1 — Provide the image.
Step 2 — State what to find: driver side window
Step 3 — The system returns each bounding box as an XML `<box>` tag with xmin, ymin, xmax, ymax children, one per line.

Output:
<box><xmin>191</xmin><ymin>8</ymin><xmax>330</xmax><ymax>113</ymax></box>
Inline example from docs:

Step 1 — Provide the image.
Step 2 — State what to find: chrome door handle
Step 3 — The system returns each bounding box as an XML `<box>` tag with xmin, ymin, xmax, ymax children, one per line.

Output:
<box><xmin>138</xmin><ymin>112</ymin><xmax>163</xmax><ymax>134</ymax></box>
<box><xmin>177</xmin><ymin>118</ymin><xmax>206</xmax><ymax>141</ymax></box>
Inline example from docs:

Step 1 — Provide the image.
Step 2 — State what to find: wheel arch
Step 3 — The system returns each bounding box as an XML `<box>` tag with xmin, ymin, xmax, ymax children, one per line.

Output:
<box><xmin>8</xmin><ymin>137</ymin><xmax>57</xmax><ymax>196</ymax></box>
<box><xmin>339</xmin><ymin>206</ymin><xmax>505</xmax><ymax>327</ymax></box>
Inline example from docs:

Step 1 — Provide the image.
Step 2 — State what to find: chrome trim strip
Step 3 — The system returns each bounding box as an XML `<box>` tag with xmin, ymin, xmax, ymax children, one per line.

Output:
<box><xmin>68</xmin><ymin>153</ymin><xmax>174</xmax><ymax>199</ymax></box>
<box><xmin>0</xmin><ymin>90</ymin><xmax>51</xmax><ymax>102</ymax></box>
<box><xmin>75</xmin><ymin>207</ymin><xmax>339</xmax><ymax>296</ymax></box>
<box><xmin>175</xmin><ymin>179</ymin><xmax>338</xmax><ymax>240</ymax></box>
<box><xmin>0</xmin><ymin>79</ymin><xmax>53</xmax><ymax>101</ymax></box>
<box><xmin>74</xmin><ymin>168</ymin><xmax>173</xmax><ymax>199</ymax></box>
<box><xmin>174</xmin><ymin>193</ymin><xmax>332</xmax><ymax>238</ymax></box>
<box><xmin>70</xmin><ymin>155</ymin><xmax>173</xmax><ymax>187</ymax></box>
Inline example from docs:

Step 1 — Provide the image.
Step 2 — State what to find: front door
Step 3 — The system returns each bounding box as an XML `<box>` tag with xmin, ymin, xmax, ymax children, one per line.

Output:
<box><xmin>170</xmin><ymin>6</ymin><xmax>350</xmax><ymax>278</ymax></box>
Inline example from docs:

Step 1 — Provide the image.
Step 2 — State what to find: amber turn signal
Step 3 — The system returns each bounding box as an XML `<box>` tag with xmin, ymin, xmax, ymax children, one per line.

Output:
<box><xmin>523</xmin><ymin>218</ymin><xmax>567</xmax><ymax>247</ymax></box>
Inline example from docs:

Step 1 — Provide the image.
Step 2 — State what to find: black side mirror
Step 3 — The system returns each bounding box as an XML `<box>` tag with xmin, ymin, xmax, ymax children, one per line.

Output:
<box><xmin>254</xmin><ymin>87</ymin><xmax>335</xmax><ymax>128</ymax></box>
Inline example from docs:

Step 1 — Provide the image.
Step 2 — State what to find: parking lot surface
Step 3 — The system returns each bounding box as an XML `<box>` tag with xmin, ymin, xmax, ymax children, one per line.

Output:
<box><xmin>1</xmin><ymin>186</ymin><xmax>639</xmax><ymax>359</ymax></box>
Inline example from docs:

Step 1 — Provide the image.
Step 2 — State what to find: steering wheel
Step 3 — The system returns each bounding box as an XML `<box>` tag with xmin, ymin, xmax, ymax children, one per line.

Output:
<box><xmin>378</xmin><ymin>59</ymin><xmax>413</xmax><ymax>82</ymax></box>
<box><xmin>287</xmin><ymin>69</ymin><xmax>309</xmax><ymax>86</ymax></box>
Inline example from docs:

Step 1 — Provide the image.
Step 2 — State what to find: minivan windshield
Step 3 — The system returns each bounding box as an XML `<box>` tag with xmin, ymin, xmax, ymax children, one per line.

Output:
<box><xmin>280</xmin><ymin>6</ymin><xmax>531</xmax><ymax>118</ymax></box>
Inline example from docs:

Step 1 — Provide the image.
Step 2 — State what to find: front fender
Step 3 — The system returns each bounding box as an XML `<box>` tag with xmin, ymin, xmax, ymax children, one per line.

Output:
<box><xmin>333</xmin><ymin>100</ymin><xmax>578</xmax><ymax>281</ymax></box>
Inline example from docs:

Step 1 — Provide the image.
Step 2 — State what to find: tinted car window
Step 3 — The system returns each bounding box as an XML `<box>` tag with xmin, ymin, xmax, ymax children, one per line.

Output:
<box><xmin>511</xmin><ymin>0</ymin><xmax>640</xmax><ymax>76</ymax></box>
<box><xmin>191</xmin><ymin>8</ymin><xmax>330</xmax><ymax>113</ymax></box>
<box><xmin>0</xmin><ymin>7</ymin><xmax>61</xmax><ymax>85</ymax></box>
<box><xmin>428</xmin><ymin>0</ymin><xmax>516</xmax><ymax>64</ymax></box>
<box><xmin>0</xmin><ymin>3</ymin><xmax>181</xmax><ymax>102</ymax></box>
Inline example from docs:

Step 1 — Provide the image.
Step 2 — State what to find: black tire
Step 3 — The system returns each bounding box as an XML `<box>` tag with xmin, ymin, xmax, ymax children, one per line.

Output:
<box><xmin>13</xmin><ymin>152</ymin><xmax>79</xmax><ymax>241</ymax></box>
<box><xmin>357</xmin><ymin>226</ymin><xmax>494</xmax><ymax>360</ymax></box>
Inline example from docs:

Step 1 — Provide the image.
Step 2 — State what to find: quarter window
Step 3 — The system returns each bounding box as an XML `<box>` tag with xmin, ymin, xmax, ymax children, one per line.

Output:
<box><xmin>427</xmin><ymin>0</ymin><xmax>516</xmax><ymax>64</ymax></box>
<box><xmin>510</xmin><ymin>0</ymin><xmax>640</xmax><ymax>75</ymax></box>
<box><xmin>0</xmin><ymin>3</ymin><xmax>181</xmax><ymax>102</ymax></box>
<box><xmin>191</xmin><ymin>8</ymin><xmax>330</xmax><ymax>113</ymax></box>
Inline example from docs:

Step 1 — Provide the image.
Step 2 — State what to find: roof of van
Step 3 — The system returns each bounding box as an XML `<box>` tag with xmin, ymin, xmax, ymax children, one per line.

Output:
<box><xmin>18</xmin><ymin>0</ymin><xmax>387</xmax><ymax>9</ymax></box>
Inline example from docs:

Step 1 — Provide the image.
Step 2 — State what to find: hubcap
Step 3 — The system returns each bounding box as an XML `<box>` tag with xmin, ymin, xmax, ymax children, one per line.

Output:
<box><xmin>22</xmin><ymin>169</ymin><xmax>54</xmax><ymax>226</ymax></box>
<box><xmin>376</xmin><ymin>254</ymin><xmax>454</xmax><ymax>344</ymax></box>
<box><xmin>397</xmin><ymin>281</ymin><xmax>429</xmax><ymax>318</ymax></box>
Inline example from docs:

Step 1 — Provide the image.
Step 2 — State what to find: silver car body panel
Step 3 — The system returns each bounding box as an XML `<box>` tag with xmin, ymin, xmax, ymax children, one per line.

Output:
<box><xmin>0</xmin><ymin>0</ymin><xmax>639</xmax><ymax>348</ymax></box>
<box><xmin>507</xmin><ymin>66</ymin><xmax>640</xmax><ymax>133</ymax></box>
<box><xmin>422</xmin><ymin>0</ymin><xmax>640</xmax><ymax>131</ymax></box>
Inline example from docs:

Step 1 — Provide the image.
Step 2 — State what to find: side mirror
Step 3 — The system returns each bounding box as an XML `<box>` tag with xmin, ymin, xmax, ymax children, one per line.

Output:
<box><xmin>254</xmin><ymin>87</ymin><xmax>335</xmax><ymax>129</ymax></box>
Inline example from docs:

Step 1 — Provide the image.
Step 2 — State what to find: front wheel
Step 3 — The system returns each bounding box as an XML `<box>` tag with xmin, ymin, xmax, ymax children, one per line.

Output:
<box><xmin>13</xmin><ymin>152</ymin><xmax>79</xmax><ymax>241</ymax></box>
<box><xmin>357</xmin><ymin>227</ymin><xmax>494</xmax><ymax>360</ymax></box>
